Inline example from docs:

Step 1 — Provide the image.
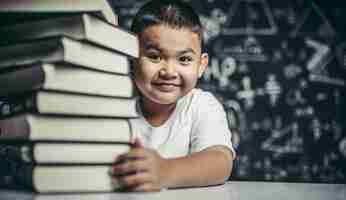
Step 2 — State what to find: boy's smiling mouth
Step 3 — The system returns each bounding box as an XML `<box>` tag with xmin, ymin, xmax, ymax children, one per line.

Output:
<box><xmin>153</xmin><ymin>82</ymin><xmax>180</xmax><ymax>86</ymax></box>
<box><xmin>152</xmin><ymin>82</ymin><xmax>181</xmax><ymax>92</ymax></box>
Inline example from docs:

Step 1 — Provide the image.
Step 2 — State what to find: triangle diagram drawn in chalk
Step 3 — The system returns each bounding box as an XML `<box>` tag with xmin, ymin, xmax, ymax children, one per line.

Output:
<box><xmin>223</xmin><ymin>0</ymin><xmax>277</xmax><ymax>35</ymax></box>
<box><xmin>290</xmin><ymin>1</ymin><xmax>335</xmax><ymax>38</ymax></box>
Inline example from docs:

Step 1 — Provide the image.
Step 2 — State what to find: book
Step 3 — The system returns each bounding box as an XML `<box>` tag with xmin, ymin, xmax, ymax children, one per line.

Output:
<box><xmin>0</xmin><ymin>142</ymin><xmax>130</xmax><ymax>164</ymax></box>
<box><xmin>0</xmin><ymin>193</ymin><xmax>119</xmax><ymax>200</ymax></box>
<box><xmin>0</xmin><ymin>63</ymin><xmax>134</xmax><ymax>98</ymax></box>
<box><xmin>0</xmin><ymin>13</ymin><xmax>138</xmax><ymax>58</ymax></box>
<box><xmin>0</xmin><ymin>114</ymin><xmax>132</xmax><ymax>142</ymax></box>
<box><xmin>0</xmin><ymin>165</ymin><xmax>119</xmax><ymax>193</ymax></box>
<box><xmin>0</xmin><ymin>36</ymin><xmax>130</xmax><ymax>74</ymax></box>
<box><xmin>0</xmin><ymin>91</ymin><xmax>138</xmax><ymax>118</ymax></box>
<box><xmin>0</xmin><ymin>0</ymin><xmax>117</xmax><ymax>26</ymax></box>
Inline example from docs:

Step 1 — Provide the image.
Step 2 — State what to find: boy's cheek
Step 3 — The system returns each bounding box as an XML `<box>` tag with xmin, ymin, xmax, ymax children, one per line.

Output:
<box><xmin>136</xmin><ymin>60</ymin><xmax>160</xmax><ymax>73</ymax></box>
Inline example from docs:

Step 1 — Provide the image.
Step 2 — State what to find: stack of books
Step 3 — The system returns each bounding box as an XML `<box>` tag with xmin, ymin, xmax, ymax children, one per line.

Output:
<box><xmin>0</xmin><ymin>0</ymin><xmax>139</xmax><ymax>193</ymax></box>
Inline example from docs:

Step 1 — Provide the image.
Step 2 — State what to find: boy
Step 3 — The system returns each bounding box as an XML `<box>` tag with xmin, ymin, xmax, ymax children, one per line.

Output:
<box><xmin>112</xmin><ymin>0</ymin><xmax>235</xmax><ymax>192</ymax></box>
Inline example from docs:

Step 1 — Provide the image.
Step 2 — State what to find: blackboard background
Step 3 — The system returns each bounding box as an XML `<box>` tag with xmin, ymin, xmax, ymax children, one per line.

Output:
<box><xmin>109</xmin><ymin>0</ymin><xmax>346</xmax><ymax>183</ymax></box>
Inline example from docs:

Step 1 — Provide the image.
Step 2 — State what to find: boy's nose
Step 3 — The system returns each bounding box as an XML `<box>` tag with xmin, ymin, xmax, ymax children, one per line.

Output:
<box><xmin>159</xmin><ymin>63</ymin><xmax>178</xmax><ymax>79</ymax></box>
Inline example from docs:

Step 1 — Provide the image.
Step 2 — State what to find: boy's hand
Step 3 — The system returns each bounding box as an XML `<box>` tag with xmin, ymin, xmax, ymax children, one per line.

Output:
<box><xmin>112</xmin><ymin>139</ymin><xmax>168</xmax><ymax>192</ymax></box>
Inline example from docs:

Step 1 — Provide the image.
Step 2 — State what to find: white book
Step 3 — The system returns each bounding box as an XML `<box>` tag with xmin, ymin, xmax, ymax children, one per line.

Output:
<box><xmin>0</xmin><ymin>13</ymin><xmax>138</xmax><ymax>58</ymax></box>
<box><xmin>0</xmin><ymin>36</ymin><xmax>130</xmax><ymax>74</ymax></box>
<box><xmin>0</xmin><ymin>165</ymin><xmax>119</xmax><ymax>193</ymax></box>
<box><xmin>0</xmin><ymin>114</ymin><xmax>133</xmax><ymax>142</ymax></box>
<box><xmin>0</xmin><ymin>63</ymin><xmax>134</xmax><ymax>98</ymax></box>
<box><xmin>0</xmin><ymin>142</ymin><xmax>131</xmax><ymax>164</ymax></box>
<box><xmin>0</xmin><ymin>91</ymin><xmax>138</xmax><ymax>118</ymax></box>
<box><xmin>0</xmin><ymin>0</ymin><xmax>117</xmax><ymax>26</ymax></box>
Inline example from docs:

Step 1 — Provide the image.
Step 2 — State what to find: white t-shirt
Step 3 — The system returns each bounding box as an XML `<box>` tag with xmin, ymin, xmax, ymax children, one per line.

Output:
<box><xmin>129</xmin><ymin>88</ymin><xmax>235</xmax><ymax>159</ymax></box>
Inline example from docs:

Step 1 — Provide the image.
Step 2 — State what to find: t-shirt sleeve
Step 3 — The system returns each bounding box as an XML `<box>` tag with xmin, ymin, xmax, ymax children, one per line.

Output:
<box><xmin>190</xmin><ymin>91</ymin><xmax>236</xmax><ymax>158</ymax></box>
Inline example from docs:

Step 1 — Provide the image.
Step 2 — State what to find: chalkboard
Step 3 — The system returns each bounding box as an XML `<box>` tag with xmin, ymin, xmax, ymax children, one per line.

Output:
<box><xmin>109</xmin><ymin>0</ymin><xmax>346</xmax><ymax>183</ymax></box>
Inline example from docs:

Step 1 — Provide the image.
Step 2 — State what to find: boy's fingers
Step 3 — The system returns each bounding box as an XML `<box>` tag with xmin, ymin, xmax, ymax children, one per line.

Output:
<box><xmin>131</xmin><ymin>183</ymin><xmax>161</xmax><ymax>192</ymax></box>
<box><xmin>112</xmin><ymin>159</ymin><xmax>147</xmax><ymax>175</ymax></box>
<box><xmin>115</xmin><ymin>171</ymin><xmax>151</xmax><ymax>188</ymax></box>
<box><xmin>118</xmin><ymin>148</ymin><xmax>149</xmax><ymax>161</ymax></box>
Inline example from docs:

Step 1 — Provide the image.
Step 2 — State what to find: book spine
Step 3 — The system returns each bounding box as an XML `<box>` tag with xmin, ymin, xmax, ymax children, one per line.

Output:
<box><xmin>0</xmin><ymin>37</ymin><xmax>63</xmax><ymax>70</ymax></box>
<box><xmin>0</xmin><ymin>143</ymin><xmax>34</xmax><ymax>163</ymax></box>
<box><xmin>0</xmin><ymin>64</ymin><xmax>45</xmax><ymax>97</ymax></box>
<box><xmin>0</xmin><ymin>93</ymin><xmax>37</xmax><ymax>118</ymax></box>
<box><xmin>0</xmin><ymin>115</ymin><xmax>30</xmax><ymax>139</ymax></box>
<box><xmin>0</xmin><ymin>147</ymin><xmax>34</xmax><ymax>190</ymax></box>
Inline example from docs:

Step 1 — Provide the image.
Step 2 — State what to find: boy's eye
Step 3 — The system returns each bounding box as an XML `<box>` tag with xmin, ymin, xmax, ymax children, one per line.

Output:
<box><xmin>147</xmin><ymin>53</ymin><xmax>162</xmax><ymax>63</ymax></box>
<box><xmin>179</xmin><ymin>56</ymin><xmax>193</xmax><ymax>65</ymax></box>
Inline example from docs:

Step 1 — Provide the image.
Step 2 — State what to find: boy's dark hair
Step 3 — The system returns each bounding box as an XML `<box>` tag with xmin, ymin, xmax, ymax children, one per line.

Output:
<box><xmin>131</xmin><ymin>0</ymin><xmax>204</xmax><ymax>44</ymax></box>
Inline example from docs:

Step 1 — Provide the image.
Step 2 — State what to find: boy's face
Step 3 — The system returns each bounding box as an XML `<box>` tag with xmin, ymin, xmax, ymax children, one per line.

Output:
<box><xmin>134</xmin><ymin>24</ymin><xmax>208</xmax><ymax>105</ymax></box>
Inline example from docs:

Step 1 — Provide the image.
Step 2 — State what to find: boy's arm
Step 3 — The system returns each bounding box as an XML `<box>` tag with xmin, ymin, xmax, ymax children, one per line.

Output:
<box><xmin>112</xmin><ymin>141</ymin><xmax>233</xmax><ymax>192</ymax></box>
<box><xmin>162</xmin><ymin>145</ymin><xmax>233</xmax><ymax>188</ymax></box>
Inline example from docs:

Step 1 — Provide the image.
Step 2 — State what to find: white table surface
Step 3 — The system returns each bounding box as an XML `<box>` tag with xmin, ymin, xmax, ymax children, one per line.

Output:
<box><xmin>1</xmin><ymin>181</ymin><xmax>345</xmax><ymax>200</ymax></box>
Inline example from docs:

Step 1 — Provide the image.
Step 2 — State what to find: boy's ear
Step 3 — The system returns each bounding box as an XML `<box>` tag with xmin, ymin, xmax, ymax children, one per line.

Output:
<box><xmin>198</xmin><ymin>53</ymin><xmax>209</xmax><ymax>78</ymax></box>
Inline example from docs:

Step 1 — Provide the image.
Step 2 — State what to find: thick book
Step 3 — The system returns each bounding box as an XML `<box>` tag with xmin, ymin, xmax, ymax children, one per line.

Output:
<box><xmin>0</xmin><ymin>63</ymin><xmax>134</xmax><ymax>98</ymax></box>
<box><xmin>0</xmin><ymin>142</ymin><xmax>130</xmax><ymax>164</ymax></box>
<box><xmin>0</xmin><ymin>0</ymin><xmax>117</xmax><ymax>26</ymax></box>
<box><xmin>0</xmin><ymin>91</ymin><xmax>138</xmax><ymax>118</ymax></box>
<box><xmin>0</xmin><ymin>13</ymin><xmax>138</xmax><ymax>58</ymax></box>
<box><xmin>0</xmin><ymin>114</ymin><xmax>133</xmax><ymax>142</ymax></box>
<box><xmin>0</xmin><ymin>36</ymin><xmax>130</xmax><ymax>74</ymax></box>
<box><xmin>0</xmin><ymin>164</ymin><xmax>119</xmax><ymax>193</ymax></box>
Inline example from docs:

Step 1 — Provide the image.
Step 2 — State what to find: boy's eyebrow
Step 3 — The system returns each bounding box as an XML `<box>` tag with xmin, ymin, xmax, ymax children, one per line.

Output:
<box><xmin>142</xmin><ymin>42</ymin><xmax>161</xmax><ymax>51</ymax></box>
<box><xmin>178</xmin><ymin>48</ymin><xmax>196</xmax><ymax>55</ymax></box>
<box><xmin>143</xmin><ymin>43</ymin><xmax>197</xmax><ymax>55</ymax></box>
